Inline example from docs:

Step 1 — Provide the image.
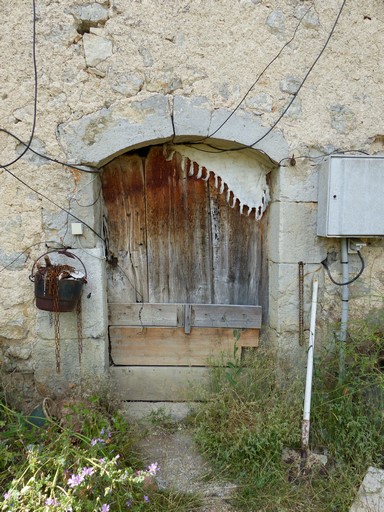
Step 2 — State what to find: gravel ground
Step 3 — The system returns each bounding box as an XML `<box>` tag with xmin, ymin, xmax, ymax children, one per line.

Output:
<box><xmin>136</xmin><ymin>426</ymin><xmax>239</xmax><ymax>512</ymax></box>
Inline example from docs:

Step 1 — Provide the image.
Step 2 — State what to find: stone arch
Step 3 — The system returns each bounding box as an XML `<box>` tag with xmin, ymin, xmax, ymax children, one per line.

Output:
<box><xmin>57</xmin><ymin>94</ymin><xmax>289</xmax><ymax>167</ymax></box>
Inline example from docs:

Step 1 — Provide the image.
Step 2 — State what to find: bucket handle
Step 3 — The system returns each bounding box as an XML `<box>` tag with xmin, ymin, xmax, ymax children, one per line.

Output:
<box><xmin>29</xmin><ymin>249</ymin><xmax>87</xmax><ymax>282</ymax></box>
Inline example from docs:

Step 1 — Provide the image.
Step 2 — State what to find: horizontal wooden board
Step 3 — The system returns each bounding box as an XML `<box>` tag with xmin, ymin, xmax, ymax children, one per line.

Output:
<box><xmin>109</xmin><ymin>303</ymin><xmax>182</xmax><ymax>327</ymax></box>
<box><xmin>110</xmin><ymin>327</ymin><xmax>259</xmax><ymax>366</ymax></box>
<box><xmin>109</xmin><ymin>303</ymin><xmax>262</xmax><ymax>329</ymax></box>
<box><xmin>110</xmin><ymin>366</ymin><xmax>211</xmax><ymax>401</ymax></box>
<box><xmin>191</xmin><ymin>304</ymin><xmax>261</xmax><ymax>328</ymax></box>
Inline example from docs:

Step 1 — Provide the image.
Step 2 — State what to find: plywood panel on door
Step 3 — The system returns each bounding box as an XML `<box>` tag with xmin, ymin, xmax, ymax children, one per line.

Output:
<box><xmin>110</xmin><ymin>326</ymin><xmax>259</xmax><ymax>366</ymax></box>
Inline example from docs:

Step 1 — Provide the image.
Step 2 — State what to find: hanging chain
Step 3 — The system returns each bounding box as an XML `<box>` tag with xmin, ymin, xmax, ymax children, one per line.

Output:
<box><xmin>76</xmin><ymin>290</ymin><xmax>83</xmax><ymax>365</ymax></box>
<box><xmin>52</xmin><ymin>277</ymin><xmax>61</xmax><ymax>373</ymax></box>
<box><xmin>298</xmin><ymin>261</ymin><xmax>305</xmax><ymax>346</ymax></box>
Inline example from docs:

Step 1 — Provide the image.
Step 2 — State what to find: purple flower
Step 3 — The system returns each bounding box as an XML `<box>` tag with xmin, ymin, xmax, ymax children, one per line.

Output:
<box><xmin>126</xmin><ymin>500</ymin><xmax>132</xmax><ymax>508</ymax></box>
<box><xmin>67</xmin><ymin>473</ymin><xmax>85</xmax><ymax>488</ymax></box>
<box><xmin>100</xmin><ymin>428</ymin><xmax>105</xmax><ymax>436</ymax></box>
<box><xmin>91</xmin><ymin>438</ymin><xmax>105</xmax><ymax>446</ymax></box>
<box><xmin>45</xmin><ymin>497</ymin><xmax>59</xmax><ymax>506</ymax></box>
<box><xmin>99</xmin><ymin>458</ymin><xmax>106</xmax><ymax>464</ymax></box>
<box><xmin>144</xmin><ymin>495</ymin><xmax>150</xmax><ymax>503</ymax></box>
<box><xmin>147</xmin><ymin>462</ymin><xmax>159</xmax><ymax>475</ymax></box>
<box><xmin>3</xmin><ymin>491</ymin><xmax>11</xmax><ymax>500</ymax></box>
<box><xmin>100</xmin><ymin>505</ymin><xmax>110</xmax><ymax>512</ymax></box>
<box><xmin>81</xmin><ymin>466</ymin><xmax>94</xmax><ymax>477</ymax></box>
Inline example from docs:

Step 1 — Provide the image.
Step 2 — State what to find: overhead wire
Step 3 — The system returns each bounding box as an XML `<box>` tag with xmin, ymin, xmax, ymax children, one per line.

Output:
<box><xmin>2</xmin><ymin>165</ymin><xmax>104</xmax><ymax>242</ymax></box>
<box><xmin>0</xmin><ymin>0</ymin><xmax>38</xmax><ymax>169</ymax></box>
<box><xmin>201</xmin><ymin>3</ymin><xmax>314</xmax><ymax>142</ymax></box>
<box><xmin>183</xmin><ymin>0</ymin><xmax>347</xmax><ymax>155</ymax></box>
<box><xmin>247</xmin><ymin>0</ymin><xmax>347</xmax><ymax>149</ymax></box>
<box><xmin>278</xmin><ymin>149</ymin><xmax>370</xmax><ymax>167</ymax></box>
<box><xmin>0</xmin><ymin>0</ymin><xmax>100</xmax><ymax>175</ymax></box>
<box><xmin>0</xmin><ymin>240</ymin><xmax>66</xmax><ymax>273</ymax></box>
<box><xmin>0</xmin><ymin>129</ymin><xmax>102</xmax><ymax>174</ymax></box>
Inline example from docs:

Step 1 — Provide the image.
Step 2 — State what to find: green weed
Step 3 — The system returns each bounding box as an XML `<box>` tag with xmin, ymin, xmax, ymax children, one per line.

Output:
<box><xmin>193</xmin><ymin>318</ymin><xmax>384</xmax><ymax>511</ymax></box>
<box><xmin>0</xmin><ymin>397</ymin><xmax>200</xmax><ymax>511</ymax></box>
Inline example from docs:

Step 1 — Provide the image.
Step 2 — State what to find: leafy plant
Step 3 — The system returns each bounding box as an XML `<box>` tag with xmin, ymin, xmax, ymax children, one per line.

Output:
<box><xmin>0</xmin><ymin>398</ymin><xmax>200</xmax><ymax>511</ymax></box>
<box><xmin>193</xmin><ymin>317</ymin><xmax>384</xmax><ymax>511</ymax></box>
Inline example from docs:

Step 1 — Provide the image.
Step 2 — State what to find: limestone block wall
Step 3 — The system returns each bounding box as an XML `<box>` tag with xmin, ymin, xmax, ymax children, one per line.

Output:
<box><xmin>0</xmin><ymin>0</ymin><xmax>384</xmax><ymax>399</ymax></box>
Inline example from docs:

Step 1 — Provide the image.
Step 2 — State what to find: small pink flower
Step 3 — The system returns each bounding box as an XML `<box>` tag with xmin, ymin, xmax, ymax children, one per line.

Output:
<box><xmin>67</xmin><ymin>474</ymin><xmax>84</xmax><ymax>488</ymax></box>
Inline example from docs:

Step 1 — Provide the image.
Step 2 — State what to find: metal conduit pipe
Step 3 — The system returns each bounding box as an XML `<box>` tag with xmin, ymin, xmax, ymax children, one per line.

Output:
<box><xmin>339</xmin><ymin>238</ymin><xmax>349</xmax><ymax>383</ymax></box>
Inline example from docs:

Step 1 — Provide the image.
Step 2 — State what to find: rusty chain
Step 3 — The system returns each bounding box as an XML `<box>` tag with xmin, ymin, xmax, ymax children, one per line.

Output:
<box><xmin>76</xmin><ymin>291</ymin><xmax>83</xmax><ymax>365</ymax></box>
<box><xmin>52</xmin><ymin>278</ymin><xmax>61</xmax><ymax>373</ymax></box>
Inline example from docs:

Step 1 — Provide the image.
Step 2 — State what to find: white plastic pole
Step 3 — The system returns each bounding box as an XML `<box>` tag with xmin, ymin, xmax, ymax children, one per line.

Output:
<box><xmin>301</xmin><ymin>277</ymin><xmax>319</xmax><ymax>456</ymax></box>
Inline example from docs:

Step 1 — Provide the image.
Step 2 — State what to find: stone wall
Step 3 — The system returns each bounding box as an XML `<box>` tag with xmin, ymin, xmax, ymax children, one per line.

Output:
<box><xmin>1</xmin><ymin>0</ymin><xmax>384</xmax><ymax>400</ymax></box>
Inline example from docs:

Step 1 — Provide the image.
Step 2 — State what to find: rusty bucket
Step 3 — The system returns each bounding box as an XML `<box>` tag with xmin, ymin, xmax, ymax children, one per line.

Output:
<box><xmin>30</xmin><ymin>250</ymin><xmax>87</xmax><ymax>312</ymax></box>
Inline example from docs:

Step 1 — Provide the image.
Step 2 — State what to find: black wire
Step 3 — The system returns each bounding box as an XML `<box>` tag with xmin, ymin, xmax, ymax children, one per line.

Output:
<box><xmin>201</xmin><ymin>3</ymin><xmax>314</xmax><ymax>141</ymax></box>
<box><xmin>0</xmin><ymin>240</ymin><xmax>66</xmax><ymax>273</ymax></box>
<box><xmin>183</xmin><ymin>0</ymin><xmax>347</xmax><ymax>155</ymax></box>
<box><xmin>322</xmin><ymin>250</ymin><xmax>365</xmax><ymax>286</ymax></box>
<box><xmin>0</xmin><ymin>0</ymin><xmax>99</xmax><ymax>175</ymax></box>
<box><xmin>278</xmin><ymin>149</ymin><xmax>370</xmax><ymax>167</ymax></box>
<box><xmin>2</xmin><ymin>165</ymin><xmax>105</xmax><ymax>242</ymax></box>
<box><xmin>74</xmin><ymin>178</ymin><xmax>102</xmax><ymax>207</ymax></box>
<box><xmin>1</xmin><ymin>0</ymin><xmax>38</xmax><ymax>168</ymax></box>
<box><xmin>247</xmin><ymin>0</ymin><xmax>347</xmax><ymax>149</ymax></box>
<box><xmin>182</xmin><ymin>142</ymin><xmax>278</xmax><ymax>166</ymax></box>
<box><xmin>0</xmin><ymin>129</ymin><xmax>102</xmax><ymax>174</ymax></box>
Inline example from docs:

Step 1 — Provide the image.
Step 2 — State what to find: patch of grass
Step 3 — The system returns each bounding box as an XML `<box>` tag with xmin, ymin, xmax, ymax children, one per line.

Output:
<box><xmin>148</xmin><ymin>407</ymin><xmax>179</xmax><ymax>433</ymax></box>
<box><xmin>0</xmin><ymin>396</ymin><xmax>201</xmax><ymax>511</ymax></box>
<box><xmin>193</xmin><ymin>319</ymin><xmax>384</xmax><ymax>511</ymax></box>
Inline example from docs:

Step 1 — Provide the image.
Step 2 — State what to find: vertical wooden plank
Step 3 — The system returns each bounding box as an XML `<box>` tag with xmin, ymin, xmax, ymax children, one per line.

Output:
<box><xmin>209</xmin><ymin>174</ymin><xmax>261</xmax><ymax>305</ymax></box>
<box><xmin>145</xmin><ymin>147</ymin><xmax>212</xmax><ymax>303</ymax></box>
<box><xmin>102</xmin><ymin>155</ymin><xmax>148</xmax><ymax>303</ymax></box>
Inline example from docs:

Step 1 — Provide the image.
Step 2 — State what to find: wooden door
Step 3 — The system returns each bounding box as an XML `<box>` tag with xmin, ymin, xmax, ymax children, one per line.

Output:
<box><xmin>102</xmin><ymin>146</ymin><xmax>263</xmax><ymax>400</ymax></box>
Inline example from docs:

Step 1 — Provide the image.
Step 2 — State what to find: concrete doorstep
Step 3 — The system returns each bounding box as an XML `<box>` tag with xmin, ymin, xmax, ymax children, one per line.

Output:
<box><xmin>122</xmin><ymin>402</ymin><xmax>239</xmax><ymax>512</ymax></box>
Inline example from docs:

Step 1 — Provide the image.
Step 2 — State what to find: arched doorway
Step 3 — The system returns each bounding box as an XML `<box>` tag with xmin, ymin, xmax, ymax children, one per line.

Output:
<box><xmin>101</xmin><ymin>144</ymin><xmax>270</xmax><ymax>400</ymax></box>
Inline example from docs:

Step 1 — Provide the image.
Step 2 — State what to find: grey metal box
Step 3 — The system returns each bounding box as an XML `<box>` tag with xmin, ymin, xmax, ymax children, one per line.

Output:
<box><xmin>317</xmin><ymin>155</ymin><xmax>384</xmax><ymax>237</ymax></box>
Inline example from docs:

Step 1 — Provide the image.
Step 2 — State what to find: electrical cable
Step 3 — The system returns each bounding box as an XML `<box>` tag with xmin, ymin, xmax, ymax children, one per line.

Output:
<box><xmin>182</xmin><ymin>0</ymin><xmax>347</xmax><ymax>155</ymax></box>
<box><xmin>76</xmin><ymin>237</ymin><xmax>105</xmax><ymax>260</ymax></box>
<box><xmin>0</xmin><ymin>0</ymin><xmax>99</xmax><ymax>174</ymax></box>
<box><xmin>278</xmin><ymin>149</ymin><xmax>369</xmax><ymax>167</ymax></box>
<box><xmin>0</xmin><ymin>129</ymin><xmax>102</xmax><ymax>174</ymax></box>
<box><xmin>0</xmin><ymin>240</ymin><xmax>66</xmax><ymax>273</ymax></box>
<box><xmin>0</xmin><ymin>0</ymin><xmax>38</xmax><ymax>169</ymax></box>
<box><xmin>322</xmin><ymin>250</ymin><xmax>365</xmax><ymax>286</ymax></box>
<box><xmin>2</xmin><ymin>165</ymin><xmax>104</xmax><ymax>242</ymax></box>
<box><xmin>247</xmin><ymin>0</ymin><xmax>347</xmax><ymax>149</ymax></box>
<box><xmin>201</xmin><ymin>3</ymin><xmax>314</xmax><ymax>141</ymax></box>
<box><xmin>72</xmin><ymin>176</ymin><xmax>102</xmax><ymax>207</ymax></box>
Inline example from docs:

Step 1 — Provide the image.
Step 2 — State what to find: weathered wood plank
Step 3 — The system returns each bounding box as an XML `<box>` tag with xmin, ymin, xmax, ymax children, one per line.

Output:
<box><xmin>191</xmin><ymin>304</ymin><xmax>261</xmax><ymax>328</ymax></box>
<box><xmin>145</xmin><ymin>148</ymin><xmax>212</xmax><ymax>303</ymax></box>
<box><xmin>102</xmin><ymin>155</ymin><xmax>148</xmax><ymax>302</ymax></box>
<box><xmin>109</xmin><ymin>303</ymin><xmax>182</xmax><ymax>326</ymax></box>
<box><xmin>109</xmin><ymin>303</ymin><xmax>262</xmax><ymax>328</ymax></box>
<box><xmin>110</xmin><ymin>366</ymin><xmax>211</xmax><ymax>401</ymax></box>
<box><xmin>209</xmin><ymin>174</ymin><xmax>261</xmax><ymax>305</ymax></box>
<box><xmin>110</xmin><ymin>326</ymin><xmax>259</xmax><ymax>366</ymax></box>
